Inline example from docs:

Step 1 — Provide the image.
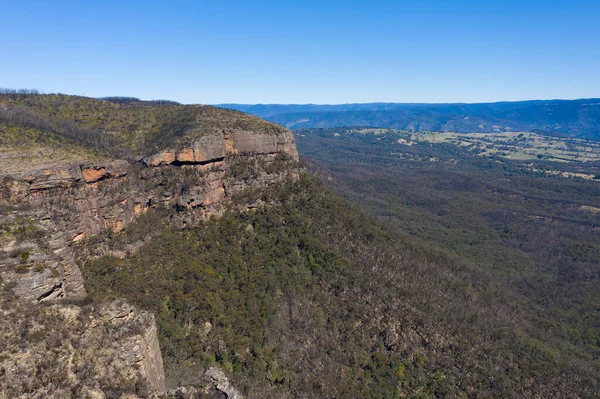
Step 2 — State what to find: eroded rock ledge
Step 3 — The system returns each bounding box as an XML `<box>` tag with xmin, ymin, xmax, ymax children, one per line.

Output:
<box><xmin>167</xmin><ymin>367</ymin><xmax>244</xmax><ymax>399</ymax></box>
<box><xmin>0</xmin><ymin>299</ymin><xmax>165</xmax><ymax>399</ymax></box>
<box><xmin>0</xmin><ymin>127</ymin><xmax>299</xmax><ymax>397</ymax></box>
<box><xmin>2</xmin><ymin>128</ymin><xmax>298</xmax><ymax>302</ymax></box>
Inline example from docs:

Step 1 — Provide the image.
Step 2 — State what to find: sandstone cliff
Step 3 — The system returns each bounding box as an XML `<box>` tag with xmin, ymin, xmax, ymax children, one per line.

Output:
<box><xmin>0</xmin><ymin>94</ymin><xmax>299</xmax><ymax>397</ymax></box>
<box><xmin>0</xmin><ymin>299</ymin><xmax>165</xmax><ymax>399</ymax></box>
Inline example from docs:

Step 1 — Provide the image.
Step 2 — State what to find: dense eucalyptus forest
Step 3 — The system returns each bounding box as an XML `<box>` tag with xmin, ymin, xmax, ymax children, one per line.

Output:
<box><xmin>296</xmin><ymin>127</ymin><xmax>600</xmax><ymax>382</ymax></box>
<box><xmin>82</xmin><ymin>147</ymin><xmax>600</xmax><ymax>397</ymax></box>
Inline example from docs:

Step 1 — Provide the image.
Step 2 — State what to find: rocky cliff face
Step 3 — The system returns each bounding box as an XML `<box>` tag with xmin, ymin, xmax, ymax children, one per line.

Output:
<box><xmin>2</xmin><ymin>128</ymin><xmax>298</xmax><ymax>303</ymax></box>
<box><xmin>0</xmin><ymin>299</ymin><xmax>166</xmax><ymax>399</ymax></box>
<box><xmin>0</xmin><ymin>97</ymin><xmax>299</xmax><ymax>398</ymax></box>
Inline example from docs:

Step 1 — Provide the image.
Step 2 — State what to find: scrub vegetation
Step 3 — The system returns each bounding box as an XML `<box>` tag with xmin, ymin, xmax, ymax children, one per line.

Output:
<box><xmin>83</xmin><ymin>170</ymin><xmax>598</xmax><ymax>398</ymax></box>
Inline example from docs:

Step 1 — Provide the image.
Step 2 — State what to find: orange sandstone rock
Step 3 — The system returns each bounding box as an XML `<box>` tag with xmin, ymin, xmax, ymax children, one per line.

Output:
<box><xmin>176</xmin><ymin>148</ymin><xmax>195</xmax><ymax>162</ymax></box>
<box><xmin>203</xmin><ymin>186</ymin><xmax>226</xmax><ymax>206</ymax></box>
<box><xmin>134</xmin><ymin>204</ymin><xmax>147</xmax><ymax>215</ymax></box>
<box><xmin>82</xmin><ymin>167</ymin><xmax>106</xmax><ymax>183</ymax></box>
<box><xmin>112</xmin><ymin>220</ymin><xmax>125</xmax><ymax>233</ymax></box>
<box><xmin>145</xmin><ymin>152</ymin><xmax>176</xmax><ymax>167</ymax></box>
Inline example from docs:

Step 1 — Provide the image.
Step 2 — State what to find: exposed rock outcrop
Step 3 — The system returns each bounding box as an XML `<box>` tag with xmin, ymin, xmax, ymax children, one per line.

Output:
<box><xmin>166</xmin><ymin>367</ymin><xmax>244</xmax><ymax>399</ymax></box>
<box><xmin>143</xmin><ymin>129</ymin><xmax>298</xmax><ymax>167</ymax></box>
<box><xmin>0</xmin><ymin>122</ymin><xmax>299</xmax><ymax>397</ymax></box>
<box><xmin>0</xmin><ymin>299</ymin><xmax>165</xmax><ymax>398</ymax></box>
<box><xmin>205</xmin><ymin>367</ymin><xmax>244</xmax><ymax>399</ymax></box>
<box><xmin>1</xmin><ymin>128</ymin><xmax>298</xmax><ymax>303</ymax></box>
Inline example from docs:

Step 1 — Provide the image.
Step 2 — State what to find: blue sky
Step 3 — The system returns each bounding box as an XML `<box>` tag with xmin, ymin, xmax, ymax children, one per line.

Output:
<box><xmin>2</xmin><ymin>0</ymin><xmax>599</xmax><ymax>104</ymax></box>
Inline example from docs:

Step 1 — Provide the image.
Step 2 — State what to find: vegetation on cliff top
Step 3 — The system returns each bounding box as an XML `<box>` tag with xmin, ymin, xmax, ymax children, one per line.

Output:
<box><xmin>0</xmin><ymin>91</ymin><xmax>288</xmax><ymax>158</ymax></box>
<box><xmin>4</xmin><ymin>91</ymin><xmax>598</xmax><ymax>397</ymax></box>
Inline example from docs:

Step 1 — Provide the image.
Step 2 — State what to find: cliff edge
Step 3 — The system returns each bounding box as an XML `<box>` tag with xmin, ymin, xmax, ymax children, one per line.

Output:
<box><xmin>0</xmin><ymin>93</ymin><xmax>299</xmax><ymax>398</ymax></box>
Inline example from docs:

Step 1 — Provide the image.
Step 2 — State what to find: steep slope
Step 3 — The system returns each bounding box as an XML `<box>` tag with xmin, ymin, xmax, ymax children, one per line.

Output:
<box><xmin>2</xmin><ymin>93</ymin><xmax>598</xmax><ymax>398</ymax></box>
<box><xmin>218</xmin><ymin>99</ymin><xmax>600</xmax><ymax>140</ymax></box>
<box><xmin>296</xmin><ymin>127</ymin><xmax>600</xmax><ymax>396</ymax></box>
<box><xmin>0</xmin><ymin>298</ymin><xmax>166</xmax><ymax>398</ymax></box>
<box><xmin>0</xmin><ymin>93</ymin><xmax>299</xmax><ymax>398</ymax></box>
<box><xmin>83</xmin><ymin>174</ymin><xmax>598</xmax><ymax>398</ymax></box>
<box><xmin>0</xmin><ymin>93</ymin><xmax>298</xmax><ymax>303</ymax></box>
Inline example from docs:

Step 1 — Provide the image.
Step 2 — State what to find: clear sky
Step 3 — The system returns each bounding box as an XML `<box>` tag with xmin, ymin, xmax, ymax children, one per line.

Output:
<box><xmin>2</xmin><ymin>0</ymin><xmax>599</xmax><ymax>104</ymax></box>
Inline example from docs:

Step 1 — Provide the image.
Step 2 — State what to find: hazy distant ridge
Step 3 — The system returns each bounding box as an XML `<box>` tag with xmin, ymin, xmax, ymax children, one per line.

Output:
<box><xmin>218</xmin><ymin>99</ymin><xmax>600</xmax><ymax>140</ymax></box>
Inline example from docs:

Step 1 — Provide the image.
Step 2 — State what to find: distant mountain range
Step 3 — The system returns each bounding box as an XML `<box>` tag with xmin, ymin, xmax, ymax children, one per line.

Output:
<box><xmin>217</xmin><ymin>99</ymin><xmax>600</xmax><ymax>140</ymax></box>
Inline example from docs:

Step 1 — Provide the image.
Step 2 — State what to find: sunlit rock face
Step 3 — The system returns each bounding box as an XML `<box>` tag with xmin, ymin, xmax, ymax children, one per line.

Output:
<box><xmin>0</xmin><ymin>120</ymin><xmax>299</xmax><ymax>397</ymax></box>
<box><xmin>0</xmin><ymin>299</ymin><xmax>166</xmax><ymax>397</ymax></box>
<box><xmin>1</xmin><ymin>127</ymin><xmax>299</xmax><ymax>302</ymax></box>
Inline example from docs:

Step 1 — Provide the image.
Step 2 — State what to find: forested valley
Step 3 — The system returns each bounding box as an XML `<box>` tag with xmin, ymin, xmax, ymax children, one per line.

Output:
<box><xmin>83</xmin><ymin>149</ymin><xmax>600</xmax><ymax>397</ymax></box>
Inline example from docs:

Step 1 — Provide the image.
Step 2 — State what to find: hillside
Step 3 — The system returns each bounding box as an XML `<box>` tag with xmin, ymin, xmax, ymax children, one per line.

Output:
<box><xmin>0</xmin><ymin>92</ymin><xmax>290</xmax><ymax>165</ymax></box>
<box><xmin>296</xmin><ymin>127</ymin><xmax>600</xmax><ymax>396</ymax></box>
<box><xmin>82</xmin><ymin>174</ymin><xmax>599</xmax><ymax>397</ymax></box>
<box><xmin>1</xmin><ymin>93</ymin><xmax>598</xmax><ymax>398</ymax></box>
<box><xmin>0</xmin><ymin>93</ymin><xmax>299</xmax><ymax>398</ymax></box>
<box><xmin>218</xmin><ymin>99</ymin><xmax>600</xmax><ymax>140</ymax></box>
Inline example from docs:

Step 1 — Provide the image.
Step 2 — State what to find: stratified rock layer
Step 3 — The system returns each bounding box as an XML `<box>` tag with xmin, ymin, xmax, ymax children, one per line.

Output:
<box><xmin>0</xmin><ymin>299</ymin><xmax>165</xmax><ymax>398</ymax></box>
<box><xmin>1</xmin><ymin>128</ymin><xmax>298</xmax><ymax>302</ymax></box>
<box><xmin>0</xmin><ymin>124</ymin><xmax>299</xmax><ymax>397</ymax></box>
